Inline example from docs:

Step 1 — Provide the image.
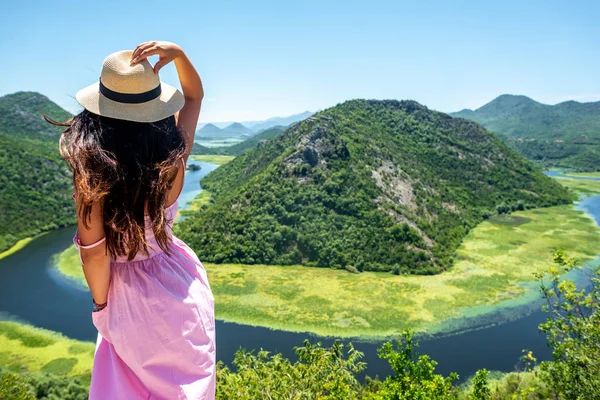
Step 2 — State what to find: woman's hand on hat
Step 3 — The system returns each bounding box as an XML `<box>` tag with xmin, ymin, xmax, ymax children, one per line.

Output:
<box><xmin>131</xmin><ymin>41</ymin><xmax>184</xmax><ymax>74</ymax></box>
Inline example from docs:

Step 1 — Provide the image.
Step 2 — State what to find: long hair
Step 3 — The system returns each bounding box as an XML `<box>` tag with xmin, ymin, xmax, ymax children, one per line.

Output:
<box><xmin>46</xmin><ymin>109</ymin><xmax>187</xmax><ymax>261</ymax></box>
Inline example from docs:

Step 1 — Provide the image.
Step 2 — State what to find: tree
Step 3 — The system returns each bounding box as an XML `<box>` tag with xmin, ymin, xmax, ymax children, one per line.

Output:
<box><xmin>374</xmin><ymin>330</ymin><xmax>458</xmax><ymax>400</ymax></box>
<box><xmin>537</xmin><ymin>249</ymin><xmax>600</xmax><ymax>399</ymax></box>
<box><xmin>216</xmin><ymin>339</ymin><xmax>367</xmax><ymax>399</ymax></box>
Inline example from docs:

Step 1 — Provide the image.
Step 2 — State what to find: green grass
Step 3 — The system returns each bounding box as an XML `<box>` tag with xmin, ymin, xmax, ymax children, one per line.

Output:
<box><xmin>0</xmin><ymin>239</ymin><xmax>31</xmax><ymax>261</ymax></box>
<box><xmin>563</xmin><ymin>172</ymin><xmax>600</xmax><ymax>178</ymax></box>
<box><xmin>54</xmin><ymin>202</ymin><xmax>600</xmax><ymax>338</ymax></box>
<box><xmin>54</xmin><ymin>245</ymin><xmax>85</xmax><ymax>286</ymax></box>
<box><xmin>0</xmin><ymin>236</ymin><xmax>38</xmax><ymax>261</ymax></box>
<box><xmin>0</xmin><ymin>321</ymin><xmax>93</xmax><ymax>382</ymax></box>
<box><xmin>189</xmin><ymin>155</ymin><xmax>235</xmax><ymax>165</ymax></box>
<box><xmin>554</xmin><ymin>176</ymin><xmax>600</xmax><ymax>196</ymax></box>
<box><xmin>178</xmin><ymin>191</ymin><xmax>212</xmax><ymax>218</ymax></box>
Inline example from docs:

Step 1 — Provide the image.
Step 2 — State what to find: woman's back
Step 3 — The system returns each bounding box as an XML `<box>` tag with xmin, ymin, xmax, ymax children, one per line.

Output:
<box><xmin>50</xmin><ymin>42</ymin><xmax>215</xmax><ymax>399</ymax></box>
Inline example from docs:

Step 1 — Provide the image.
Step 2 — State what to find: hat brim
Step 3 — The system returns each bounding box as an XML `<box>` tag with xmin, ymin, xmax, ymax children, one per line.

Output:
<box><xmin>75</xmin><ymin>81</ymin><xmax>185</xmax><ymax>123</ymax></box>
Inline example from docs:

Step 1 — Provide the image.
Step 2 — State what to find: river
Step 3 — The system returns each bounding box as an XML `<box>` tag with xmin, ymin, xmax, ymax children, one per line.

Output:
<box><xmin>0</xmin><ymin>164</ymin><xmax>598</xmax><ymax>381</ymax></box>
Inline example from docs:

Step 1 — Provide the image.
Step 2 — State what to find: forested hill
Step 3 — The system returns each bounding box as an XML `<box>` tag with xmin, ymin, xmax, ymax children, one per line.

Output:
<box><xmin>220</xmin><ymin>125</ymin><xmax>285</xmax><ymax>155</ymax></box>
<box><xmin>0</xmin><ymin>92</ymin><xmax>74</xmax><ymax>252</ymax></box>
<box><xmin>0</xmin><ymin>91</ymin><xmax>71</xmax><ymax>140</ymax></box>
<box><xmin>451</xmin><ymin>95</ymin><xmax>600</xmax><ymax>171</ymax></box>
<box><xmin>175</xmin><ymin>99</ymin><xmax>572</xmax><ymax>274</ymax></box>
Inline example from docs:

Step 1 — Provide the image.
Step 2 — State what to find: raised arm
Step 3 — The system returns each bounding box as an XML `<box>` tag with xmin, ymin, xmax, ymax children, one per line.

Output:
<box><xmin>131</xmin><ymin>41</ymin><xmax>203</xmax><ymax>159</ymax></box>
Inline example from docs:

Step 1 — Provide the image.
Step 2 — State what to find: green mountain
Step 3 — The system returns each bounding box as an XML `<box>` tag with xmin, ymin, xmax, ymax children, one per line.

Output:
<box><xmin>0</xmin><ymin>91</ymin><xmax>71</xmax><ymax>140</ymax></box>
<box><xmin>451</xmin><ymin>94</ymin><xmax>600</xmax><ymax>140</ymax></box>
<box><xmin>176</xmin><ymin>99</ymin><xmax>571</xmax><ymax>274</ymax></box>
<box><xmin>451</xmin><ymin>94</ymin><xmax>600</xmax><ymax>170</ymax></box>
<box><xmin>0</xmin><ymin>92</ymin><xmax>74</xmax><ymax>252</ymax></box>
<box><xmin>191</xmin><ymin>142</ymin><xmax>218</xmax><ymax>155</ymax></box>
<box><xmin>220</xmin><ymin>125</ymin><xmax>285</xmax><ymax>155</ymax></box>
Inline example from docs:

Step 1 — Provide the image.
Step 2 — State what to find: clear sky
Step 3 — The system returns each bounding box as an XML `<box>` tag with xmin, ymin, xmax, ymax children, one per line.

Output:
<box><xmin>1</xmin><ymin>0</ymin><xmax>598</xmax><ymax>124</ymax></box>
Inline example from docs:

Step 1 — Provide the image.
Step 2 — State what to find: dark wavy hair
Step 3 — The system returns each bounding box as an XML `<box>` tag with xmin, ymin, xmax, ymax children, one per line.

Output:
<box><xmin>45</xmin><ymin>110</ymin><xmax>187</xmax><ymax>261</ymax></box>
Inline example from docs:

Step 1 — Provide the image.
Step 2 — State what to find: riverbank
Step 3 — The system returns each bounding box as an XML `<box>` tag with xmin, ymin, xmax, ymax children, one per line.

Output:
<box><xmin>54</xmin><ymin>199</ymin><xmax>600</xmax><ymax>338</ymax></box>
<box><xmin>179</xmin><ymin>190</ymin><xmax>212</xmax><ymax>216</ymax></box>
<box><xmin>0</xmin><ymin>233</ymin><xmax>47</xmax><ymax>261</ymax></box>
<box><xmin>0</xmin><ymin>321</ymin><xmax>93</xmax><ymax>384</ymax></box>
<box><xmin>189</xmin><ymin>155</ymin><xmax>235</xmax><ymax>165</ymax></box>
<box><xmin>564</xmin><ymin>172</ymin><xmax>600</xmax><ymax>179</ymax></box>
<box><xmin>554</xmin><ymin>178</ymin><xmax>600</xmax><ymax>195</ymax></box>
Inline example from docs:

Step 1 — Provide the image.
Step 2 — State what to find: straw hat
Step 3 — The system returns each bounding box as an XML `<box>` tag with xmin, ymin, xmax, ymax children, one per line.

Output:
<box><xmin>76</xmin><ymin>50</ymin><xmax>184</xmax><ymax>123</ymax></box>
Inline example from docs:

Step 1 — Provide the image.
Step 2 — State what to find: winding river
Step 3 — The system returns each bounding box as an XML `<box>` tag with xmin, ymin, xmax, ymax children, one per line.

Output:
<box><xmin>0</xmin><ymin>164</ymin><xmax>598</xmax><ymax>381</ymax></box>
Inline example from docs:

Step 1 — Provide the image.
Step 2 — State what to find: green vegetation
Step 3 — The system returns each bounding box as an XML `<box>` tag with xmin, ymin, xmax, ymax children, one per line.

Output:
<box><xmin>0</xmin><ymin>92</ymin><xmax>75</xmax><ymax>253</ymax></box>
<box><xmin>179</xmin><ymin>191</ymin><xmax>213</xmax><ymax>217</ymax></box>
<box><xmin>218</xmin><ymin>125</ymin><xmax>285</xmax><ymax>155</ymax></box>
<box><xmin>451</xmin><ymin>94</ymin><xmax>600</xmax><ymax>171</ymax></box>
<box><xmin>563</xmin><ymin>171</ymin><xmax>600</xmax><ymax>178</ymax></box>
<box><xmin>53</xmin><ymin>245</ymin><xmax>84</xmax><ymax>286</ymax></box>
<box><xmin>217</xmin><ymin>339</ymin><xmax>368</xmax><ymax>399</ymax></box>
<box><xmin>535</xmin><ymin>250</ymin><xmax>600</xmax><ymax>399</ymax></box>
<box><xmin>451</xmin><ymin>94</ymin><xmax>600</xmax><ymax>141</ymax></box>
<box><xmin>0</xmin><ymin>235</ymin><xmax>44</xmax><ymax>261</ymax></box>
<box><xmin>204</xmin><ymin>204</ymin><xmax>599</xmax><ymax>337</ymax></box>
<box><xmin>216</xmin><ymin>329</ymin><xmax>557</xmax><ymax>399</ymax></box>
<box><xmin>507</xmin><ymin>140</ymin><xmax>600</xmax><ymax>172</ymax></box>
<box><xmin>191</xmin><ymin>141</ymin><xmax>218</xmax><ymax>155</ymax></box>
<box><xmin>546</xmin><ymin>171</ymin><xmax>600</xmax><ymax>196</ymax></box>
<box><xmin>56</xmin><ymin>201</ymin><xmax>600</xmax><ymax>337</ymax></box>
<box><xmin>0</xmin><ymin>322</ymin><xmax>92</xmax><ymax>400</ymax></box>
<box><xmin>554</xmin><ymin>177</ymin><xmax>600</xmax><ymax>196</ymax></box>
<box><xmin>189</xmin><ymin>154</ymin><xmax>235</xmax><ymax>165</ymax></box>
<box><xmin>0</xmin><ymin>322</ymin><xmax>93</xmax><ymax>380</ymax></box>
<box><xmin>0</xmin><ymin>91</ymin><xmax>70</xmax><ymax>141</ymax></box>
<box><xmin>176</xmin><ymin>99</ymin><xmax>572</xmax><ymax>274</ymax></box>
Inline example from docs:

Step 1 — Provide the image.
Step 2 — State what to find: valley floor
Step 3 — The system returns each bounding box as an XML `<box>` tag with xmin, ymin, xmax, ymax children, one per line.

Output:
<box><xmin>189</xmin><ymin>155</ymin><xmax>236</xmax><ymax>165</ymax></box>
<box><xmin>0</xmin><ymin>321</ymin><xmax>94</xmax><ymax>384</ymax></box>
<box><xmin>54</xmin><ymin>176</ymin><xmax>600</xmax><ymax>338</ymax></box>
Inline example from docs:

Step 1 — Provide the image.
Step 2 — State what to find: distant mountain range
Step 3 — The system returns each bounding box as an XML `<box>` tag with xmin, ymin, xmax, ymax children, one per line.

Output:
<box><xmin>197</xmin><ymin>122</ymin><xmax>253</xmax><ymax>138</ymax></box>
<box><xmin>197</xmin><ymin>123</ymin><xmax>224</xmax><ymax>136</ymax></box>
<box><xmin>176</xmin><ymin>99</ymin><xmax>571</xmax><ymax>274</ymax></box>
<box><xmin>197</xmin><ymin>110</ymin><xmax>314</xmax><ymax>137</ymax></box>
<box><xmin>451</xmin><ymin>94</ymin><xmax>600</xmax><ymax>171</ymax></box>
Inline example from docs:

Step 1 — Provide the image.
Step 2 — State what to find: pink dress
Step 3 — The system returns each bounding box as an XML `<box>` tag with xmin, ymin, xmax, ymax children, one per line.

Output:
<box><xmin>74</xmin><ymin>200</ymin><xmax>216</xmax><ymax>399</ymax></box>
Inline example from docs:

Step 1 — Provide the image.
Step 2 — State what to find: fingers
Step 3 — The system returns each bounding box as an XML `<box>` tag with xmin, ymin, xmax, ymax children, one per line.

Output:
<box><xmin>131</xmin><ymin>42</ymin><xmax>153</xmax><ymax>61</ymax></box>
<box><xmin>153</xmin><ymin>58</ymin><xmax>169</xmax><ymax>74</ymax></box>
<box><xmin>131</xmin><ymin>42</ymin><xmax>158</xmax><ymax>65</ymax></box>
<box><xmin>131</xmin><ymin>48</ymin><xmax>160</xmax><ymax>65</ymax></box>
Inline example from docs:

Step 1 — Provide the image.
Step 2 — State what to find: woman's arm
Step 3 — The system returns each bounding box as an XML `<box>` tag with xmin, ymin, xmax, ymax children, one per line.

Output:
<box><xmin>131</xmin><ymin>41</ymin><xmax>203</xmax><ymax>159</ymax></box>
<box><xmin>75</xmin><ymin>199</ymin><xmax>110</xmax><ymax>305</ymax></box>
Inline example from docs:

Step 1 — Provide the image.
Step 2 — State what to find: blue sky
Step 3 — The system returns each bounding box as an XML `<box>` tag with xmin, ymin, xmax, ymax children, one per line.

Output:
<box><xmin>1</xmin><ymin>0</ymin><xmax>598</xmax><ymax>124</ymax></box>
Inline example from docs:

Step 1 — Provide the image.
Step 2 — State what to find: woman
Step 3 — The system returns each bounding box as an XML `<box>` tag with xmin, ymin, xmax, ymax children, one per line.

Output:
<box><xmin>48</xmin><ymin>41</ymin><xmax>215</xmax><ymax>399</ymax></box>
